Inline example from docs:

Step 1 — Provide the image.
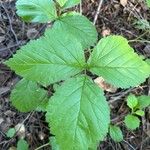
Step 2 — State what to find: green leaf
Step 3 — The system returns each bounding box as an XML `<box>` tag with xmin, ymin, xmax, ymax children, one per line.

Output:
<box><xmin>16</xmin><ymin>0</ymin><xmax>57</xmax><ymax>23</ymax></box>
<box><xmin>53</xmin><ymin>13</ymin><xmax>98</xmax><ymax>49</ymax></box>
<box><xmin>124</xmin><ymin>114</ymin><xmax>140</xmax><ymax>130</ymax></box>
<box><xmin>63</xmin><ymin>0</ymin><xmax>80</xmax><ymax>8</ymax></box>
<box><xmin>127</xmin><ymin>94</ymin><xmax>138</xmax><ymax>110</ymax></box>
<box><xmin>146</xmin><ymin>59</ymin><xmax>150</xmax><ymax>65</ymax></box>
<box><xmin>88</xmin><ymin>36</ymin><xmax>150</xmax><ymax>88</ymax></box>
<box><xmin>135</xmin><ymin>110</ymin><xmax>145</xmax><ymax>117</ymax></box>
<box><xmin>17</xmin><ymin>139</ymin><xmax>29</xmax><ymax>150</ymax></box>
<box><xmin>56</xmin><ymin>0</ymin><xmax>68</xmax><ymax>7</ymax></box>
<box><xmin>6</xmin><ymin>128</ymin><xmax>16</xmax><ymax>138</ymax></box>
<box><xmin>50</xmin><ymin>137</ymin><xmax>60</xmax><ymax>150</ymax></box>
<box><xmin>46</xmin><ymin>75</ymin><xmax>110</xmax><ymax>150</ymax></box>
<box><xmin>137</xmin><ymin>96</ymin><xmax>150</xmax><ymax>109</ymax></box>
<box><xmin>5</xmin><ymin>29</ymin><xmax>85</xmax><ymax>86</ymax></box>
<box><xmin>146</xmin><ymin>0</ymin><xmax>150</xmax><ymax>7</ymax></box>
<box><xmin>11</xmin><ymin>79</ymin><xmax>47</xmax><ymax>112</ymax></box>
<box><xmin>109</xmin><ymin>125</ymin><xmax>123</xmax><ymax>142</ymax></box>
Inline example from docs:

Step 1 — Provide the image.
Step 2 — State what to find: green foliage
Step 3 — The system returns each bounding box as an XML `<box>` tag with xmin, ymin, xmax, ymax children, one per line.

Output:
<box><xmin>5</xmin><ymin>29</ymin><xmax>86</xmax><ymax>86</ymax></box>
<box><xmin>6</xmin><ymin>128</ymin><xmax>16</xmax><ymax>138</ymax></box>
<box><xmin>46</xmin><ymin>76</ymin><xmax>110</xmax><ymax>150</ymax></box>
<box><xmin>135</xmin><ymin>110</ymin><xmax>145</xmax><ymax>117</ymax></box>
<box><xmin>63</xmin><ymin>0</ymin><xmax>80</xmax><ymax>8</ymax></box>
<box><xmin>53</xmin><ymin>13</ymin><xmax>98</xmax><ymax>49</ymax></box>
<box><xmin>50</xmin><ymin>137</ymin><xmax>60</xmax><ymax>150</ymax></box>
<box><xmin>109</xmin><ymin>125</ymin><xmax>123</xmax><ymax>142</ymax></box>
<box><xmin>137</xmin><ymin>96</ymin><xmax>150</xmax><ymax>109</ymax></box>
<box><xmin>124</xmin><ymin>114</ymin><xmax>140</xmax><ymax>130</ymax></box>
<box><xmin>146</xmin><ymin>0</ymin><xmax>150</xmax><ymax>7</ymax></box>
<box><xmin>134</xmin><ymin>19</ymin><xmax>150</xmax><ymax>30</ymax></box>
<box><xmin>16</xmin><ymin>0</ymin><xmax>57</xmax><ymax>23</ymax></box>
<box><xmin>127</xmin><ymin>94</ymin><xmax>138</xmax><ymax>110</ymax></box>
<box><xmin>10</xmin><ymin>79</ymin><xmax>48</xmax><ymax>112</ymax></box>
<box><xmin>17</xmin><ymin>139</ymin><xmax>29</xmax><ymax>150</ymax></box>
<box><xmin>88</xmin><ymin>36</ymin><xmax>150</xmax><ymax>88</ymax></box>
<box><xmin>5</xmin><ymin>0</ymin><xmax>150</xmax><ymax>149</ymax></box>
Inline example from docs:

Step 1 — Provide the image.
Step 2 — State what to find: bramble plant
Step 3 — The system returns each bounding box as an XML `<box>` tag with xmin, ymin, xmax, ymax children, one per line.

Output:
<box><xmin>124</xmin><ymin>94</ymin><xmax>150</xmax><ymax>130</ymax></box>
<box><xmin>5</xmin><ymin>0</ymin><xmax>150</xmax><ymax>149</ymax></box>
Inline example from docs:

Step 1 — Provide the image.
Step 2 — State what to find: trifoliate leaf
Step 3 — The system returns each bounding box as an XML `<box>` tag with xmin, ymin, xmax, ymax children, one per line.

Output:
<box><xmin>124</xmin><ymin>114</ymin><xmax>140</xmax><ymax>130</ymax></box>
<box><xmin>46</xmin><ymin>75</ymin><xmax>110</xmax><ymax>150</ymax></box>
<box><xmin>17</xmin><ymin>139</ymin><xmax>28</xmax><ymax>150</ymax></box>
<box><xmin>50</xmin><ymin>137</ymin><xmax>60</xmax><ymax>150</ymax></box>
<box><xmin>5</xmin><ymin>29</ymin><xmax>85</xmax><ymax>86</ymax></box>
<box><xmin>137</xmin><ymin>96</ymin><xmax>150</xmax><ymax>109</ymax></box>
<box><xmin>109</xmin><ymin>125</ymin><xmax>123</xmax><ymax>142</ymax></box>
<box><xmin>11</xmin><ymin>79</ymin><xmax>48</xmax><ymax>112</ymax></box>
<box><xmin>88</xmin><ymin>36</ymin><xmax>150</xmax><ymax>88</ymax></box>
<box><xmin>56</xmin><ymin>0</ymin><xmax>68</xmax><ymax>7</ymax></box>
<box><xmin>63</xmin><ymin>0</ymin><xmax>80</xmax><ymax>9</ymax></box>
<box><xmin>135</xmin><ymin>110</ymin><xmax>145</xmax><ymax>117</ymax></box>
<box><xmin>6</xmin><ymin>128</ymin><xmax>16</xmax><ymax>138</ymax></box>
<box><xmin>127</xmin><ymin>94</ymin><xmax>138</xmax><ymax>110</ymax></box>
<box><xmin>16</xmin><ymin>0</ymin><xmax>57</xmax><ymax>23</ymax></box>
<box><xmin>53</xmin><ymin>13</ymin><xmax>98</xmax><ymax>49</ymax></box>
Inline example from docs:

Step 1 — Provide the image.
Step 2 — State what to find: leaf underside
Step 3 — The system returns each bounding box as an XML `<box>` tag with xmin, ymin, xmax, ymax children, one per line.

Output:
<box><xmin>16</xmin><ymin>0</ymin><xmax>57</xmax><ymax>23</ymax></box>
<box><xmin>11</xmin><ymin>79</ymin><xmax>47</xmax><ymax>112</ymax></box>
<box><xmin>46</xmin><ymin>75</ymin><xmax>110</xmax><ymax>150</ymax></box>
<box><xmin>88</xmin><ymin>36</ymin><xmax>150</xmax><ymax>88</ymax></box>
<box><xmin>53</xmin><ymin>13</ymin><xmax>98</xmax><ymax>49</ymax></box>
<box><xmin>6</xmin><ymin>29</ymin><xmax>85</xmax><ymax>86</ymax></box>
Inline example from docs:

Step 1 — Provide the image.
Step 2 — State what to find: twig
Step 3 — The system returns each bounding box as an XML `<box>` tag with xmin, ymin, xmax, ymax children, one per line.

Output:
<box><xmin>80</xmin><ymin>0</ymin><xmax>82</xmax><ymax>14</ymax></box>
<box><xmin>34</xmin><ymin>143</ymin><xmax>50</xmax><ymax>150</ymax></box>
<box><xmin>93</xmin><ymin>0</ymin><xmax>103</xmax><ymax>25</ymax></box>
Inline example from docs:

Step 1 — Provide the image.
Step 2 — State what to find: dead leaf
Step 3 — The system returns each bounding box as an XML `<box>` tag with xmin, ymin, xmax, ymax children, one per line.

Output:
<box><xmin>15</xmin><ymin>123</ymin><xmax>26</xmax><ymax>139</ymax></box>
<box><xmin>94</xmin><ymin>77</ymin><xmax>117</xmax><ymax>93</ymax></box>
<box><xmin>102</xmin><ymin>27</ymin><xmax>111</xmax><ymax>37</ymax></box>
<box><xmin>120</xmin><ymin>0</ymin><xmax>128</xmax><ymax>7</ymax></box>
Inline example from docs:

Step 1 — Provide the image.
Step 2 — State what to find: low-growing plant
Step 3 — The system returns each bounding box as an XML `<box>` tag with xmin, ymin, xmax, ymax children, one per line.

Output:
<box><xmin>4</xmin><ymin>0</ymin><xmax>150</xmax><ymax>149</ymax></box>
<box><xmin>124</xmin><ymin>94</ymin><xmax>150</xmax><ymax>130</ymax></box>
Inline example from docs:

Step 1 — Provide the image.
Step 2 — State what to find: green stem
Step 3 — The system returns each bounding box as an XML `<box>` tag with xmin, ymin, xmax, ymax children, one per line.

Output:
<box><xmin>129</xmin><ymin>39</ymin><xmax>150</xmax><ymax>44</ymax></box>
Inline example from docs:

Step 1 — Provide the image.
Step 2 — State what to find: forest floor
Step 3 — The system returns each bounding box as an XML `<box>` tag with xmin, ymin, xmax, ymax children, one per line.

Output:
<box><xmin>0</xmin><ymin>0</ymin><xmax>150</xmax><ymax>150</ymax></box>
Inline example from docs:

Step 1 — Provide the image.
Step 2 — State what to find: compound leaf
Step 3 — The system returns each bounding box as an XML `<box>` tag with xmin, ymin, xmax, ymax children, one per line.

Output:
<box><xmin>11</xmin><ymin>79</ymin><xmax>48</xmax><ymax>112</ymax></box>
<box><xmin>17</xmin><ymin>139</ymin><xmax>29</xmax><ymax>150</ymax></box>
<box><xmin>137</xmin><ymin>96</ymin><xmax>150</xmax><ymax>109</ymax></box>
<box><xmin>127</xmin><ymin>94</ymin><xmax>138</xmax><ymax>110</ymax></box>
<box><xmin>109</xmin><ymin>125</ymin><xmax>123</xmax><ymax>142</ymax></box>
<box><xmin>16</xmin><ymin>0</ymin><xmax>57</xmax><ymax>23</ymax></box>
<box><xmin>5</xmin><ymin>29</ymin><xmax>85</xmax><ymax>86</ymax></box>
<box><xmin>124</xmin><ymin>114</ymin><xmax>140</xmax><ymax>130</ymax></box>
<box><xmin>88</xmin><ymin>36</ymin><xmax>150</xmax><ymax>88</ymax></box>
<box><xmin>63</xmin><ymin>0</ymin><xmax>80</xmax><ymax>8</ymax></box>
<box><xmin>46</xmin><ymin>75</ymin><xmax>110</xmax><ymax>150</ymax></box>
<box><xmin>53</xmin><ymin>13</ymin><xmax>98</xmax><ymax>49</ymax></box>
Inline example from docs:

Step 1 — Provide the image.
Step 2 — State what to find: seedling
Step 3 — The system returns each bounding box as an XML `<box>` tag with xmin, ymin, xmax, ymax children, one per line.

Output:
<box><xmin>4</xmin><ymin>0</ymin><xmax>150</xmax><ymax>149</ymax></box>
<box><xmin>124</xmin><ymin>94</ymin><xmax>150</xmax><ymax>130</ymax></box>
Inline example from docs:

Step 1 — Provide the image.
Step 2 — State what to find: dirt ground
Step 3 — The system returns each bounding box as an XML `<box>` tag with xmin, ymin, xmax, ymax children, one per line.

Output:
<box><xmin>0</xmin><ymin>0</ymin><xmax>150</xmax><ymax>150</ymax></box>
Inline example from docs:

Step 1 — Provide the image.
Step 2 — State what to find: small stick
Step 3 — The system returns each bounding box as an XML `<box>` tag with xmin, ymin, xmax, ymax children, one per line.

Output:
<box><xmin>93</xmin><ymin>0</ymin><xmax>103</xmax><ymax>25</ymax></box>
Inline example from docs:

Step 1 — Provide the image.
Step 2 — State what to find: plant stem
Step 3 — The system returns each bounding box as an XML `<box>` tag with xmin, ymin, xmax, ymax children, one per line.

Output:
<box><xmin>34</xmin><ymin>143</ymin><xmax>50</xmax><ymax>150</ymax></box>
<box><xmin>129</xmin><ymin>39</ymin><xmax>150</xmax><ymax>44</ymax></box>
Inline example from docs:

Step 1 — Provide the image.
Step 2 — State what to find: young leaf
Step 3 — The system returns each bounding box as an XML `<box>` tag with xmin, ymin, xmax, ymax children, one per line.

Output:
<box><xmin>56</xmin><ymin>0</ymin><xmax>68</xmax><ymax>7</ymax></box>
<box><xmin>53</xmin><ymin>13</ymin><xmax>98</xmax><ymax>49</ymax></box>
<box><xmin>5</xmin><ymin>29</ymin><xmax>85</xmax><ymax>86</ymax></box>
<box><xmin>135</xmin><ymin>110</ymin><xmax>145</xmax><ymax>117</ymax></box>
<box><xmin>11</xmin><ymin>79</ymin><xmax>47</xmax><ymax>112</ymax></box>
<box><xmin>63</xmin><ymin>0</ymin><xmax>80</xmax><ymax>9</ymax></box>
<box><xmin>6</xmin><ymin>128</ymin><xmax>16</xmax><ymax>138</ymax></box>
<box><xmin>137</xmin><ymin>96</ymin><xmax>150</xmax><ymax>109</ymax></box>
<box><xmin>16</xmin><ymin>0</ymin><xmax>57</xmax><ymax>23</ymax></box>
<box><xmin>109</xmin><ymin>125</ymin><xmax>123</xmax><ymax>142</ymax></box>
<box><xmin>127</xmin><ymin>94</ymin><xmax>138</xmax><ymax>110</ymax></box>
<box><xmin>124</xmin><ymin>114</ymin><xmax>140</xmax><ymax>130</ymax></box>
<box><xmin>46</xmin><ymin>75</ymin><xmax>110</xmax><ymax>150</ymax></box>
<box><xmin>88</xmin><ymin>36</ymin><xmax>150</xmax><ymax>88</ymax></box>
<box><xmin>17</xmin><ymin>139</ymin><xmax>29</xmax><ymax>150</ymax></box>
